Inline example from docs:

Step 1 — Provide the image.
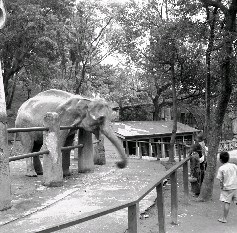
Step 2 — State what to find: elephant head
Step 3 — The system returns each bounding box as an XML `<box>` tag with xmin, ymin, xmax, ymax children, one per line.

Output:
<box><xmin>77</xmin><ymin>99</ymin><xmax>127</xmax><ymax>169</ymax></box>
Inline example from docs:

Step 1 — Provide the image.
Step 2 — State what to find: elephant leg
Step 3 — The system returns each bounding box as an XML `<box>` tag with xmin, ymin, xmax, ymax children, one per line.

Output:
<box><xmin>20</xmin><ymin>133</ymin><xmax>37</xmax><ymax>177</ymax></box>
<box><xmin>33</xmin><ymin>142</ymin><xmax>43</xmax><ymax>175</ymax></box>
<box><xmin>62</xmin><ymin>133</ymin><xmax>75</xmax><ymax>177</ymax></box>
<box><xmin>26</xmin><ymin>158</ymin><xmax>37</xmax><ymax>177</ymax></box>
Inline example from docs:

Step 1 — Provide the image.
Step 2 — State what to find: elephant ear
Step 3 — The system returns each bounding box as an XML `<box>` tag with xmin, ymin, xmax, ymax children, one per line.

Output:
<box><xmin>56</xmin><ymin>97</ymin><xmax>89</xmax><ymax>126</ymax></box>
<box><xmin>87</xmin><ymin>99</ymin><xmax>111</xmax><ymax>123</ymax></box>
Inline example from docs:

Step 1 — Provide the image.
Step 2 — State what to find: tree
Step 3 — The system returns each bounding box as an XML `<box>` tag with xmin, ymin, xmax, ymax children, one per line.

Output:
<box><xmin>197</xmin><ymin>0</ymin><xmax>237</xmax><ymax>201</ymax></box>
<box><xmin>0</xmin><ymin>0</ymin><xmax>11</xmax><ymax>211</ymax></box>
<box><xmin>65</xmin><ymin>0</ymin><xmax>117</xmax><ymax>94</ymax></box>
<box><xmin>1</xmin><ymin>0</ymin><xmax>75</xmax><ymax>108</ymax></box>
<box><xmin>112</xmin><ymin>0</ymin><xmax>207</xmax><ymax>122</ymax></box>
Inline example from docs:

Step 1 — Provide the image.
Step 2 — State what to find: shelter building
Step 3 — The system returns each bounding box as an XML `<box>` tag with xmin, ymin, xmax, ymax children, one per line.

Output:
<box><xmin>112</xmin><ymin>121</ymin><xmax>200</xmax><ymax>158</ymax></box>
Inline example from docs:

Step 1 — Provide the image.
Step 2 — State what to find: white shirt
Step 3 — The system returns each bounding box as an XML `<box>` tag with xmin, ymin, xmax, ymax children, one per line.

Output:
<box><xmin>216</xmin><ymin>163</ymin><xmax>237</xmax><ymax>190</ymax></box>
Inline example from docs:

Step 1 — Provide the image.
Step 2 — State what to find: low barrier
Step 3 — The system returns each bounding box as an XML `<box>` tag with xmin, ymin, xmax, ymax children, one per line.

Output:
<box><xmin>7</xmin><ymin>112</ymin><xmax>94</xmax><ymax>187</ymax></box>
<box><xmin>218</xmin><ymin>139</ymin><xmax>237</xmax><ymax>152</ymax></box>
<box><xmin>35</xmin><ymin>151</ymin><xmax>190</xmax><ymax>233</ymax></box>
<box><xmin>3</xmin><ymin>115</ymin><xmax>192</xmax><ymax>232</ymax></box>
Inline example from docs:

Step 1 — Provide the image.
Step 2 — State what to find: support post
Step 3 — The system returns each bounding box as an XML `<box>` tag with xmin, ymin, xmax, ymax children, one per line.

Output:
<box><xmin>149</xmin><ymin>138</ymin><xmax>153</xmax><ymax>156</ymax></box>
<box><xmin>178</xmin><ymin>144</ymin><xmax>181</xmax><ymax>161</ymax></box>
<box><xmin>128</xmin><ymin>203</ymin><xmax>139</xmax><ymax>233</ymax></box>
<box><xmin>73</xmin><ymin>130</ymin><xmax>78</xmax><ymax>160</ymax></box>
<box><xmin>138</xmin><ymin>142</ymin><xmax>142</xmax><ymax>159</ymax></box>
<box><xmin>156</xmin><ymin>183</ymin><xmax>166</xmax><ymax>233</ymax></box>
<box><xmin>161</xmin><ymin>138</ymin><xmax>165</xmax><ymax>158</ymax></box>
<box><xmin>135</xmin><ymin>140</ymin><xmax>139</xmax><ymax>157</ymax></box>
<box><xmin>77</xmin><ymin>129</ymin><xmax>94</xmax><ymax>172</ymax></box>
<box><xmin>93</xmin><ymin>133</ymin><xmax>106</xmax><ymax>165</ymax></box>
<box><xmin>170</xmin><ymin>171</ymin><xmax>178</xmax><ymax>225</ymax></box>
<box><xmin>43</xmin><ymin>112</ymin><xmax>63</xmax><ymax>187</ymax></box>
<box><xmin>183</xmin><ymin>161</ymin><xmax>189</xmax><ymax>204</ymax></box>
<box><xmin>156</xmin><ymin>141</ymin><xmax>161</xmax><ymax>160</ymax></box>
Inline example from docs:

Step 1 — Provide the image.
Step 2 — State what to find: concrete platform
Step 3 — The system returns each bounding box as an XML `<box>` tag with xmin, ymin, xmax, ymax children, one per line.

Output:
<box><xmin>0</xmin><ymin>158</ymin><xmax>166</xmax><ymax>233</ymax></box>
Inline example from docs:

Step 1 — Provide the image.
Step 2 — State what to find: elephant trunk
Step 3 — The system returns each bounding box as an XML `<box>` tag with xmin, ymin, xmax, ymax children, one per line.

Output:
<box><xmin>101</xmin><ymin>122</ymin><xmax>127</xmax><ymax>168</ymax></box>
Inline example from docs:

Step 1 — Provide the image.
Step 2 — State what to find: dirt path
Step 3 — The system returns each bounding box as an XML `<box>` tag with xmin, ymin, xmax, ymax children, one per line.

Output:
<box><xmin>139</xmin><ymin>166</ymin><xmax>237</xmax><ymax>233</ymax></box>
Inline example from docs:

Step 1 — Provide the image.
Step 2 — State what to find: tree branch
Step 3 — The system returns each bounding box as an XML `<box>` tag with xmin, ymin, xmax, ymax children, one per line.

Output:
<box><xmin>199</xmin><ymin>0</ymin><xmax>228</xmax><ymax>15</ymax></box>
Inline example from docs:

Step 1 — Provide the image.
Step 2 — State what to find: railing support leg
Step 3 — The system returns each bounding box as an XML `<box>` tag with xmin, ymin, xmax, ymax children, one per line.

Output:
<box><xmin>171</xmin><ymin>171</ymin><xmax>178</xmax><ymax>225</ymax></box>
<box><xmin>77</xmin><ymin>129</ymin><xmax>94</xmax><ymax>172</ymax></box>
<box><xmin>183</xmin><ymin>162</ymin><xmax>189</xmax><ymax>204</ymax></box>
<box><xmin>156</xmin><ymin>183</ymin><xmax>166</xmax><ymax>233</ymax></box>
<box><xmin>128</xmin><ymin>203</ymin><xmax>139</xmax><ymax>233</ymax></box>
<box><xmin>43</xmin><ymin>112</ymin><xmax>63</xmax><ymax>187</ymax></box>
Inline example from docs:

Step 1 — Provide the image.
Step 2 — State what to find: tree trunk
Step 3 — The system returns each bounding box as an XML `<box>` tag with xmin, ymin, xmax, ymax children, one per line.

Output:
<box><xmin>75</xmin><ymin>63</ymin><xmax>86</xmax><ymax>94</ymax></box>
<box><xmin>153</xmin><ymin>95</ymin><xmax>161</xmax><ymax>121</ymax></box>
<box><xmin>205</xmin><ymin>7</ymin><xmax>218</xmax><ymax>142</ymax></box>
<box><xmin>6</xmin><ymin>77</ymin><xmax>17</xmax><ymax>110</ymax></box>
<box><xmin>0</xmin><ymin>0</ymin><xmax>11</xmax><ymax>210</ymax></box>
<box><xmin>169</xmin><ymin>62</ymin><xmax>177</xmax><ymax>163</ymax></box>
<box><xmin>0</xmin><ymin>61</ymin><xmax>11</xmax><ymax>210</ymax></box>
<box><xmin>200</xmin><ymin>2</ymin><xmax>236</xmax><ymax>200</ymax></box>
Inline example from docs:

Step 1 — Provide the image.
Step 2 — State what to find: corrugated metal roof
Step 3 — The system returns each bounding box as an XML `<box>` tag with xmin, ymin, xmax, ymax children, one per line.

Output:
<box><xmin>112</xmin><ymin>121</ymin><xmax>199</xmax><ymax>139</ymax></box>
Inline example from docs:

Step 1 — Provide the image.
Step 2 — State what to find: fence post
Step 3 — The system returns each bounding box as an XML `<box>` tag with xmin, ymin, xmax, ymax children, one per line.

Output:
<box><xmin>42</xmin><ymin>112</ymin><xmax>63</xmax><ymax>187</ymax></box>
<box><xmin>183</xmin><ymin>162</ymin><xmax>189</xmax><ymax>204</ymax></box>
<box><xmin>156</xmin><ymin>183</ymin><xmax>166</xmax><ymax>233</ymax></box>
<box><xmin>77</xmin><ymin>129</ymin><xmax>94</xmax><ymax>172</ymax></box>
<box><xmin>128</xmin><ymin>203</ymin><xmax>139</xmax><ymax>233</ymax></box>
<box><xmin>170</xmin><ymin>171</ymin><xmax>178</xmax><ymax>225</ymax></box>
<box><xmin>183</xmin><ymin>146</ymin><xmax>189</xmax><ymax>204</ymax></box>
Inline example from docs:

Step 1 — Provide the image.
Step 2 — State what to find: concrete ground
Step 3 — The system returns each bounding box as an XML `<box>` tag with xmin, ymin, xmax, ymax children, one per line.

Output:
<box><xmin>0</xmin><ymin>138</ymin><xmax>166</xmax><ymax>233</ymax></box>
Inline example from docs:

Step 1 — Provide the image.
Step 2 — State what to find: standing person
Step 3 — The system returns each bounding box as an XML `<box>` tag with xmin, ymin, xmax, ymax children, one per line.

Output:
<box><xmin>196</xmin><ymin>133</ymin><xmax>207</xmax><ymax>183</ymax></box>
<box><xmin>189</xmin><ymin>143</ymin><xmax>203</xmax><ymax>197</ymax></box>
<box><xmin>216</xmin><ymin>151</ymin><xmax>237</xmax><ymax>223</ymax></box>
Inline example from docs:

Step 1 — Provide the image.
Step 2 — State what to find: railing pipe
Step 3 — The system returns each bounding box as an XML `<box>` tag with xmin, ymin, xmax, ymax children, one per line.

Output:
<box><xmin>7</xmin><ymin>126</ymin><xmax>80</xmax><ymax>133</ymax></box>
<box><xmin>9</xmin><ymin>144</ymin><xmax>84</xmax><ymax>162</ymax></box>
<box><xmin>9</xmin><ymin>150</ymin><xmax>49</xmax><ymax>162</ymax></box>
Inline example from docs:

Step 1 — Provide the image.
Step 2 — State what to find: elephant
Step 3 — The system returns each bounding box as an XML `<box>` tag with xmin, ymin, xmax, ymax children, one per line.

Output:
<box><xmin>15</xmin><ymin>89</ymin><xmax>127</xmax><ymax>177</ymax></box>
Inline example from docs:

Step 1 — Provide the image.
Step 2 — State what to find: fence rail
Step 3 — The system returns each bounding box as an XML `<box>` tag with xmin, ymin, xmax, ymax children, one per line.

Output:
<box><xmin>9</xmin><ymin>144</ymin><xmax>84</xmax><ymax>162</ymax></box>
<box><xmin>219</xmin><ymin>139</ymin><xmax>237</xmax><ymax>152</ymax></box>
<box><xmin>7</xmin><ymin>126</ymin><xmax>80</xmax><ymax>133</ymax></box>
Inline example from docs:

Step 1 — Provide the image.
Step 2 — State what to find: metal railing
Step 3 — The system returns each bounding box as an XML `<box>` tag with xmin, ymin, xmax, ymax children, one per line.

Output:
<box><xmin>7</xmin><ymin>126</ymin><xmax>83</xmax><ymax>162</ymax></box>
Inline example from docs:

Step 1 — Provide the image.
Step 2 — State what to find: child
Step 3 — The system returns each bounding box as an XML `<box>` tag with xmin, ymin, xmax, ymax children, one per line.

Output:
<box><xmin>216</xmin><ymin>151</ymin><xmax>237</xmax><ymax>223</ymax></box>
<box><xmin>189</xmin><ymin>143</ymin><xmax>202</xmax><ymax>197</ymax></box>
